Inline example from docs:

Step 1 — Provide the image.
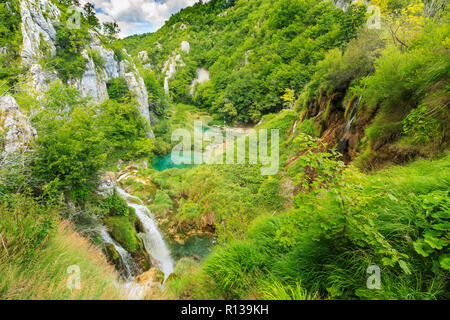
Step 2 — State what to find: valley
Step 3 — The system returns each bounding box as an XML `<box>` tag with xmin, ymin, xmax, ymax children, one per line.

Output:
<box><xmin>0</xmin><ymin>0</ymin><xmax>448</xmax><ymax>301</ymax></box>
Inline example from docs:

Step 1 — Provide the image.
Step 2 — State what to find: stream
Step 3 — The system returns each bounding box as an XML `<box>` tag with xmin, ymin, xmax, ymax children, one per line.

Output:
<box><xmin>115</xmin><ymin>185</ymin><xmax>175</xmax><ymax>279</ymax></box>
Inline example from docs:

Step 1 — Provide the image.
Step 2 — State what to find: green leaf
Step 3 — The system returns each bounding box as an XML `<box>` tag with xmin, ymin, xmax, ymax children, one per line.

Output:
<box><xmin>439</xmin><ymin>254</ymin><xmax>450</xmax><ymax>271</ymax></box>
<box><xmin>398</xmin><ymin>260</ymin><xmax>411</xmax><ymax>275</ymax></box>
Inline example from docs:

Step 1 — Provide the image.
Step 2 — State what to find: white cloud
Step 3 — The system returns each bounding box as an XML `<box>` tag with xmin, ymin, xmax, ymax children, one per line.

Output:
<box><xmin>80</xmin><ymin>0</ymin><xmax>206</xmax><ymax>37</ymax></box>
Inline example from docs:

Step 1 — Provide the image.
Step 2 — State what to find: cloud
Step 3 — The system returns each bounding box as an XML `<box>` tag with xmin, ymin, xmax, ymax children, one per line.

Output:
<box><xmin>80</xmin><ymin>0</ymin><xmax>206</xmax><ymax>37</ymax></box>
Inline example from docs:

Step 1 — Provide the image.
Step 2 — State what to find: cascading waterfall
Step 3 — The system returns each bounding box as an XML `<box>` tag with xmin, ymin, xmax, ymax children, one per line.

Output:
<box><xmin>116</xmin><ymin>185</ymin><xmax>174</xmax><ymax>279</ymax></box>
<box><xmin>99</xmin><ymin>229</ymin><xmax>137</xmax><ymax>278</ymax></box>
<box><xmin>338</xmin><ymin>94</ymin><xmax>362</xmax><ymax>154</ymax></box>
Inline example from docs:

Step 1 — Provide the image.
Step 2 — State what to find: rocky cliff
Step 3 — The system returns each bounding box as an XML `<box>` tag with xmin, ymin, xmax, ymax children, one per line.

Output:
<box><xmin>19</xmin><ymin>0</ymin><xmax>154</xmax><ymax>137</ymax></box>
<box><xmin>0</xmin><ymin>94</ymin><xmax>37</xmax><ymax>158</ymax></box>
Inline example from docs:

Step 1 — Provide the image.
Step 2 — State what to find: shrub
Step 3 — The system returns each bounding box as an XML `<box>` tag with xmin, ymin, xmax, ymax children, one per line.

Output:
<box><xmin>102</xmin><ymin>189</ymin><xmax>129</xmax><ymax>216</ymax></box>
<box><xmin>403</xmin><ymin>104</ymin><xmax>442</xmax><ymax>144</ymax></box>
<box><xmin>107</xmin><ymin>77</ymin><xmax>131</xmax><ymax>102</ymax></box>
<box><xmin>0</xmin><ymin>194</ymin><xmax>56</xmax><ymax>263</ymax></box>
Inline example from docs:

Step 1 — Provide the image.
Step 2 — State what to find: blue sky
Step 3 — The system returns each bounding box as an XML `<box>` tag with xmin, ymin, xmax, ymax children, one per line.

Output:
<box><xmin>84</xmin><ymin>0</ymin><xmax>208</xmax><ymax>37</ymax></box>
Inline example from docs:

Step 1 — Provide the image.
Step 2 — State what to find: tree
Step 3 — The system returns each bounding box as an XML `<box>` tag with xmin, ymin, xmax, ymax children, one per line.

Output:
<box><xmin>103</xmin><ymin>21</ymin><xmax>120</xmax><ymax>37</ymax></box>
<box><xmin>282</xmin><ymin>88</ymin><xmax>295</xmax><ymax>109</ymax></box>
<box><xmin>83</xmin><ymin>2</ymin><xmax>99</xmax><ymax>27</ymax></box>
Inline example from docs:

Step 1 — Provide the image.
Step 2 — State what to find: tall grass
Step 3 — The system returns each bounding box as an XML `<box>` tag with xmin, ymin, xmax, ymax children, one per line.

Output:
<box><xmin>162</xmin><ymin>154</ymin><xmax>450</xmax><ymax>300</ymax></box>
<box><xmin>0</xmin><ymin>221</ymin><xmax>124</xmax><ymax>300</ymax></box>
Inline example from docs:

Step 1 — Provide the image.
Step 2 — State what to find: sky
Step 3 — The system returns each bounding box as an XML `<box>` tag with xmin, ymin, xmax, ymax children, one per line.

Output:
<box><xmin>81</xmin><ymin>0</ymin><xmax>209</xmax><ymax>38</ymax></box>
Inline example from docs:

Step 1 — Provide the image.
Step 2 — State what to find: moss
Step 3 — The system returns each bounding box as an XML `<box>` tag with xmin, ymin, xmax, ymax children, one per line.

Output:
<box><xmin>104</xmin><ymin>216</ymin><xmax>140</xmax><ymax>253</ymax></box>
<box><xmin>322</xmin><ymin>98</ymin><xmax>333</xmax><ymax>122</ymax></box>
<box><xmin>313</xmin><ymin>119</ymin><xmax>323</xmax><ymax>137</ymax></box>
<box><xmin>344</xmin><ymin>95</ymin><xmax>358</xmax><ymax>120</ymax></box>
<box><xmin>104</xmin><ymin>243</ymin><xmax>121</xmax><ymax>266</ymax></box>
<box><xmin>297</xmin><ymin>118</ymin><xmax>315</xmax><ymax>136</ymax></box>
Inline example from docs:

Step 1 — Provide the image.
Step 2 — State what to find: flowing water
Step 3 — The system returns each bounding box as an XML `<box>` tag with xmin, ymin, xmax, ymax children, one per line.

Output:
<box><xmin>338</xmin><ymin>95</ymin><xmax>362</xmax><ymax>154</ymax></box>
<box><xmin>100</xmin><ymin>229</ymin><xmax>137</xmax><ymax>278</ymax></box>
<box><xmin>116</xmin><ymin>186</ymin><xmax>174</xmax><ymax>279</ymax></box>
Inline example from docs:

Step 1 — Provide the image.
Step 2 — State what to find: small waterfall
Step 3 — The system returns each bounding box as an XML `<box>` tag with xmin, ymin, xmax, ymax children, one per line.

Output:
<box><xmin>100</xmin><ymin>229</ymin><xmax>137</xmax><ymax>278</ymax></box>
<box><xmin>338</xmin><ymin>95</ymin><xmax>362</xmax><ymax>155</ymax></box>
<box><xmin>116</xmin><ymin>186</ymin><xmax>174</xmax><ymax>279</ymax></box>
<box><xmin>292</xmin><ymin>120</ymin><xmax>298</xmax><ymax>136</ymax></box>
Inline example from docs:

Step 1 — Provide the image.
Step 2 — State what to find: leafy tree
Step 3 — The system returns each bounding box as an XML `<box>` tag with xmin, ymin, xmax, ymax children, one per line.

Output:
<box><xmin>107</xmin><ymin>77</ymin><xmax>131</xmax><ymax>103</ymax></box>
<box><xmin>103</xmin><ymin>21</ymin><xmax>120</xmax><ymax>37</ymax></box>
<box><xmin>282</xmin><ymin>88</ymin><xmax>295</xmax><ymax>109</ymax></box>
<box><xmin>83</xmin><ymin>2</ymin><xmax>99</xmax><ymax>27</ymax></box>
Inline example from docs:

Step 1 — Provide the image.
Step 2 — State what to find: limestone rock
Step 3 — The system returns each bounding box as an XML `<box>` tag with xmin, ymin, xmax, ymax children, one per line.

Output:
<box><xmin>181</xmin><ymin>41</ymin><xmax>190</xmax><ymax>53</ymax></box>
<box><xmin>20</xmin><ymin>0</ymin><xmax>60</xmax><ymax>65</ymax></box>
<box><xmin>142</xmin><ymin>63</ymin><xmax>153</xmax><ymax>71</ymax></box>
<box><xmin>28</xmin><ymin>63</ymin><xmax>58</xmax><ymax>93</ymax></box>
<box><xmin>162</xmin><ymin>53</ymin><xmax>184</xmax><ymax>94</ymax></box>
<box><xmin>0</xmin><ymin>95</ymin><xmax>37</xmax><ymax>157</ymax></box>
<box><xmin>98</xmin><ymin>171</ymin><xmax>117</xmax><ymax>197</ymax></box>
<box><xmin>138</xmin><ymin>51</ymin><xmax>149</xmax><ymax>63</ymax></box>
<box><xmin>136</xmin><ymin>267</ymin><xmax>165</xmax><ymax>286</ymax></box>
<box><xmin>190</xmin><ymin>68</ymin><xmax>210</xmax><ymax>96</ymax></box>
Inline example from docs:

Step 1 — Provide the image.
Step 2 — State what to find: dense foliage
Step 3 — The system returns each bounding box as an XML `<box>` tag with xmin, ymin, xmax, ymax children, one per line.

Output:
<box><xmin>122</xmin><ymin>0</ymin><xmax>366</xmax><ymax>124</ymax></box>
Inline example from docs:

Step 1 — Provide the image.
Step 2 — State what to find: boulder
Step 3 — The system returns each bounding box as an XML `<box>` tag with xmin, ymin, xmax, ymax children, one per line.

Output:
<box><xmin>135</xmin><ymin>267</ymin><xmax>165</xmax><ymax>286</ymax></box>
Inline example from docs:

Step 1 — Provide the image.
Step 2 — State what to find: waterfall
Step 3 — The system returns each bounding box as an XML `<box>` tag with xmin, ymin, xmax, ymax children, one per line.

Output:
<box><xmin>100</xmin><ymin>229</ymin><xmax>137</xmax><ymax>279</ymax></box>
<box><xmin>338</xmin><ymin>95</ymin><xmax>362</xmax><ymax>154</ymax></box>
<box><xmin>115</xmin><ymin>186</ymin><xmax>174</xmax><ymax>279</ymax></box>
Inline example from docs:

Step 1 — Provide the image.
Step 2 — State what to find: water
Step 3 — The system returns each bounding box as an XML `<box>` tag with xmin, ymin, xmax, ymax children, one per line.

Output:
<box><xmin>100</xmin><ymin>229</ymin><xmax>137</xmax><ymax>278</ymax></box>
<box><xmin>168</xmin><ymin>236</ymin><xmax>215</xmax><ymax>261</ymax></box>
<box><xmin>152</xmin><ymin>125</ymin><xmax>221</xmax><ymax>171</ymax></box>
<box><xmin>152</xmin><ymin>151</ymin><xmax>202</xmax><ymax>171</ymax></box>
<box><xmin>116</xmin><ymin>186</ymin><xmax>174</xmax><ymax>279</ymax></box>
<box><xmin>338</xmin><ymin>95</ymin><xmax>362</xmax><ymax>154</ymax></box>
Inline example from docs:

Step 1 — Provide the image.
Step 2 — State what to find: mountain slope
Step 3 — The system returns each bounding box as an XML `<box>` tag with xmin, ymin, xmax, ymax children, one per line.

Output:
<box><xmin>122</xmin><ymin>0</ymin><xmax>449</xmax><ymax>168</ymax></box>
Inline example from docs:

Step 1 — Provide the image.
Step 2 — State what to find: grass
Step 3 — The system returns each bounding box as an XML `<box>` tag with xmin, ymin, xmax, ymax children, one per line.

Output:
<box><xmin>0</xmin><ymin>221</ymin><xmax>124</xmax><ymax>300</ymax></box>
<box><xmin>160</xmin><ymin>154</ymin><xmax>450</xmax><ymax>300</ymax></box>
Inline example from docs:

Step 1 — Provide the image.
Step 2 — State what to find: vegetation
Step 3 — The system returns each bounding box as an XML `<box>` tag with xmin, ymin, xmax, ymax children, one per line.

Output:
<box><xmin>0</xmin><ymin>0</ymin><xmax>448</xmax><ymax>301</ymax></box>
<box><xmin>122</xmin><ymin>0</ymin><xmax>366</xmax><ymax>124</ymax></box>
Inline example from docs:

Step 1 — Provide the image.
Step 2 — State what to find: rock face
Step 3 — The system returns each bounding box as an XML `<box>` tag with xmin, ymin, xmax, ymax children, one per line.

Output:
<box><xmin>190</xmin><ymin>68</ymin><xmax>210</xmax><ymax>95</ymax></box>
<box><xmin>0</xmin><ymin>95</ymin><xmax>37</xmax><ymax>158</ymax></box>
<box><xmin>71</xmin><ymin>49</ymin><xmax>109</xmax><ymax>104</ymax></box>
<box><xmin>138</xmin><ymin>51</ymin><xmax>149</xmax><ymax>63</ymax></box>
<box><xmin>19</xmin><ymin>0</ymin><xmax>154</xmax><ymax>137</ymax></box>
<box><xmin>181</xmin><ymin>41</ymin><xmax>190</xmax><ymax>53</ymax></box>
<box><xmin>333</xmin><ymin>0</ymin><xmax>359</xmax><ymax>12</ymax></box>
<box><xmin>29</xmin><ymin>63</ymin><xmax>58</xmax><ymax>93</ymax></box>
<box><xmin>97</xmin><ymin>171</ymin><xmax>117</xmax><ymax>198</ymax></box>
<box><xmin>163</xmin><ymin>54</ymin><xmax>184</xmax><ymax>95</ymax></box>
<box><xmin>20</xmin><ymin>0</ymin><xmax>59</xmax><ymax>66</ymax></box>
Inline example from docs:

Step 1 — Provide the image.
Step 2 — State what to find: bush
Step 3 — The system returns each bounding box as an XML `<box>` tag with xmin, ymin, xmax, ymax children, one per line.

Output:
<box><xmin>107</xmin><ymin>77</ymin><xmax>131</xmax><ymax>103</ymax></box>
<box><xmin>102</xmin><ymin>189</ymin><xmax>129</xmax><ymax>216</ymax></box>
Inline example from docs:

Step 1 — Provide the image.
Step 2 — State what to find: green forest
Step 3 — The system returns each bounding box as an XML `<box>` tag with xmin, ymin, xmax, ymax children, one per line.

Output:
<box><xmin>0</xmin><ymin>0</ymin><xmax>449</xmax><ymax>301</ymax></box>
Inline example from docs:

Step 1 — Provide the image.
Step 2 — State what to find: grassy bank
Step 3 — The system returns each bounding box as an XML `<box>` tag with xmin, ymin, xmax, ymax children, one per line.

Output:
<box><xmin>0</xmin><ymin>221</ymin><xmax>124</xmax><ymax>300</ymax></box>
<box><xmin>159</xmin><ymin>154</ymin><xmax>449</xmax><ymax>300</ymax></box>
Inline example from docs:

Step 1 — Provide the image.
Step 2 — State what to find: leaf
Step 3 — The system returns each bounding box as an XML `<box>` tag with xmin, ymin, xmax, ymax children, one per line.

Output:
<box><xmin>413</xmin><ymin>241</ymin><xmax>431</xmax><ymax>257</ymax></box>
<box><xmin>398</xmin><ymin>260</ymin><xmax>411</xmax><ymax>275</ymax></box>
<box><xmin>439</xmin><ymin>254</ymin><xmax>450</xmax><ymax>271</ymax></box>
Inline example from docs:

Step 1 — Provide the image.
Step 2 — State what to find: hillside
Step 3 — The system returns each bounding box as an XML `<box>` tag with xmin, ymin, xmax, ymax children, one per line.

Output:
<box><xmin>122</xmin><ymin>0</ymin><xmax>449</xmax><ymax>168</ymax></box>
<box><xmin>0</xmin><ymin>0</ymin><xmax>449</xmax><ymax>301</ymax></box>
